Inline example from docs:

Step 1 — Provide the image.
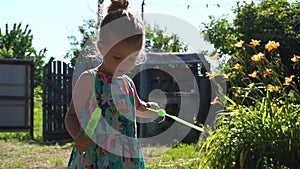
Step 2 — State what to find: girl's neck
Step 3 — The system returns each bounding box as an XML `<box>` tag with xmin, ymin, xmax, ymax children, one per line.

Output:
<box><xmin>97</xmin><ymin>64</ymin><xmax>124</xmax><ymax>78</ymax></box>
<box><xmin>97</xmin><ymin>64</ymin><xmax>111</xmax><ymax>75</ymax></box>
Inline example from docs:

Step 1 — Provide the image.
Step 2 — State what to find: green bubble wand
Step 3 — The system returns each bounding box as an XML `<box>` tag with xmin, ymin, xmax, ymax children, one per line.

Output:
<box><xmin>78</xmin><ymin>107</ymin><xmax>102</xmax><ymax>154</ymax></box>
<box><xmin>146</xmin><ymin>107</ymin><xmax>204</xmax><ymax>132</ymax></box>
<box><xmin>85</xmin><ymin>106</ymin><xmax>102</xmax><ymax>137</ymax></box>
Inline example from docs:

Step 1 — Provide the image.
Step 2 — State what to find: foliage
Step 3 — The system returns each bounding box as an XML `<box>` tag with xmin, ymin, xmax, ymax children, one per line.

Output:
<box><xmin>0</xmin><ymin>23</ymin><xmax>46</xmax><ymax>87</ymax></box>
<box><xmin>200</xmin><ymin>39</ymin><xmax>300</xmax><ymax>168</ymax></box>
<box><xmin>199</xmin><ymin>95</ymin><xmax>300</xmax><ymax>169</ymax></box>
<box><xmin>65</xmin><ymin>19</ymin><xmax>188</xmax><ymax>67</ymax></box>
<box><xmin>202</xmin><ymin>0</ymin><xmax>300</xmax><ymax>88</ymax></box>
<box><xmin>224</xmin><ymin>40</ymin><xmax>299</xmax><ymax>105</ymax></box>
<box><xmin>64</xmin><ymin>19</ymin><xmax>98</xmax><ymax>67</ymax></box>
<box><xmin>145</xmin><ymin>24</ymin><xmax>188</xmax><ymax>53</ymax></box>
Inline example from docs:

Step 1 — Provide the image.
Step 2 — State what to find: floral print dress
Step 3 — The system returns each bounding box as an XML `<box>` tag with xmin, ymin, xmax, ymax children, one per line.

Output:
<box><xmin>67</xmin><ymin>69</ymin><xmax>145</xmax><ymax>169</ymax></box>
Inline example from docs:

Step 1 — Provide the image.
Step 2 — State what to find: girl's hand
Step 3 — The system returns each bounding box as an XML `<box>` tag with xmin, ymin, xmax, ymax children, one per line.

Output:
<box><xmin>74</xmin><ymin>132</ymin><xmax>93</xmax><ymax>152</ymax></box>
<box><xmin>146</xmin><ymin>102</ymin><xmax>160</xmax><ymax>110</ymax></box>
<box><xmin>137</xmin><ymin>101</ymin><xmax>160</xmax><ymax>118</ymax></box>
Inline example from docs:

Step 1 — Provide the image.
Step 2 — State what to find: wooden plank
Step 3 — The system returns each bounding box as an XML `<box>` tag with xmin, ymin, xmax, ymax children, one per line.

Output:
<box><xmin>46</xmin><ymin>81</ymin><xmax>69</xmax><ymax>98</ymax></box>
<box><xmin>0</xmin><ymin>83</ymin><xmax>25</xmax><ymax>86</ymax></box>
<box><xmin>47</xmin><ymin>62</ymin><xmax>53</xmax><ymax>133</ymax></box>
<box><xmin>0</xmin><ymin>96</ymin><xmax>30</xmax><ymax>100</ymax></box>
<box><xmin>62</xmin><ymin>63</ymin><xmax>68</xmax><ymax>130</ymax></box>
<box><xmin>57</xmin><ymin>61</ymin><xmax>62</xmax><ymax>131</ymax></box>
<box><xmin>42</xmin><ymin>64</ymin><xmax>48</xmax><ymax>140</ymax></box>
<box><xmin>0</xmin><ymin>104</ymin><xmax>24</xmax><ymax>107</ymax></box>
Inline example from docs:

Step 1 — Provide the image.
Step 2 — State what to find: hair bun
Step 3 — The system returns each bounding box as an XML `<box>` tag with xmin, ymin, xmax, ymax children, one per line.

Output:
<box><xmin>108</xmin><ymin>0</ymin><xmax>129</xmax><ymax>13</ymax></box>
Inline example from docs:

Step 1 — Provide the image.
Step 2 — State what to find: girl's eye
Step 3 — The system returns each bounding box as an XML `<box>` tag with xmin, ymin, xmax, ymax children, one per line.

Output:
<box><xmin>114</xmin><ymin>56</ymin><xmax>122</xmax><ymax>60</ymax></box>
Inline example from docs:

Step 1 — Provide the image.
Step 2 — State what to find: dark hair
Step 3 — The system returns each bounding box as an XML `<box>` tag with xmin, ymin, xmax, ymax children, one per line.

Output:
<box><xmin>107</xmin><ymin>0</ymin><xmax>129</xmax><ymax>13</ymax></box>
<box><xmin>99</xmin><ymin>0</ymin><xmax>145</xmax><ymax>54</ymax></box>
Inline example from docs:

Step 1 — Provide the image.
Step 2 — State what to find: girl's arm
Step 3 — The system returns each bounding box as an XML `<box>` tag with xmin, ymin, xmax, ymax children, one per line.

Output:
<box><xmin>127</xmin><ymin>78</ymin><xmax>159</xmax><ymax>118</ymax></box>
<box><xmin>65</xmin><ymin>71</ymin><xmax>94</xmax><ymax>141</ymax></box>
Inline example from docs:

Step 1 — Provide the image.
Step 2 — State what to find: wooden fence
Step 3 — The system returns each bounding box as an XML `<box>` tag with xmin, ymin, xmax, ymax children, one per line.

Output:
<box><xmin>43</xmin><ymin>61</ymin><xmax>73</xmax><ymax>141</ymax></box>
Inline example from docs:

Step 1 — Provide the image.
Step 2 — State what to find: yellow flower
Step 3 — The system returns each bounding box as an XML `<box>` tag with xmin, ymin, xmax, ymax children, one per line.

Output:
<box><xmin>248</xmin><ymin>70</ymin><xmax>259</xmax><ymax>78</ymax></box>
<box><xmin>283</xmin><ymin>75</ymin><xmax>295</xmax><ymax>85</ymax></box>
<box><xmin>223</xmin><ymin>72</ymin><xmax>231</xmax><ymax>80</ymax></box>
<box><xmin>251</xmin><ymin>52</ymin><xmax>265</xmax><ymax>62</ymax></box>
<box><xmin>234</xmin><ymin>40</ymin><xmax>245</xmax><ymax>48</ymax></box>
<box><xmin>267</xmin><ymin>84</ymin><xmax>280</xmax><ymax>92</ymax></box>
<box><xmin>273</xmin><ymin>86</ymin><xmax>280</xmax><ymax>92</ymax></box>
<box><xmin>233</xmin><ymin>63</ymin><xmax>241</xmax><ymax>70</ymax></box>
<box><xmin>210</xmin><ymin>53</ymin><xmax>220</xmax><ymax>60</ymax></box>
<box><xmin>291</xmin><ymin>54</ymin><xmax>300</xmax><ymax>63</ymax></box>
<box><xmin>211</xmin><ymin>96</ymin><xmax>220</xmax><ymax>105</ymax></box>
<box><xmin>206</xmin><ymin>72</ymin><xmax>217</xmax><ymax>79</ymax></box>
<box><xmin>250</xmin><ymin>39</ymin><xmax>261</xmax><ymax>47</ymax></box>
<box><xmin>263</xmin><ymin>68</ymin><xmax>272</xmax><ymax>77</ymax></box>
<box><xmin>248</xmin><ymin>82</ymin><xmax>255</xmax><ymax>89</ymax></box>
<box><xmin>265</xmin><ymin>40</ymin><xmax>280</xmax><ymax>52</ymax></box>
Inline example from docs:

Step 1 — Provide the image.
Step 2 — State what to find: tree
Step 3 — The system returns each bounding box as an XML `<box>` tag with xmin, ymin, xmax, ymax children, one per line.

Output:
<box><xmin>202</xmin><ymin>0</ymin><xmax>300</xmax><ymax>89</ymax></box>
<box><xmin>0</xmin><ymin>23</ymin><xmax>46</xmax><ymax>87</ymax></box>
<box><xmin>65</xmin><ymin>19</ymin><xmax>188</xmax><ymax>67</ymax></box>
<box><xmin>64</xmin><ymin>19</ymin><xmax>98</xmax><ymax>67</ymax></box>
<box><xmin>145</xmin><ymin>24</ymin><xmax>188</xmax><ymax>53</ymax></box>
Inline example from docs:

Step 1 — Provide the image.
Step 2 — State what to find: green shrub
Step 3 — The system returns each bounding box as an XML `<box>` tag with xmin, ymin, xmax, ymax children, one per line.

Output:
<box><xmin>199</xmin><ymin>95</ymin><xmax>300</xmax><ymax>169</ymax></box>
<box><xmin>200</xmin><ymin>39</ymin><xmax>300</xmax><ymax>168</ymax></box>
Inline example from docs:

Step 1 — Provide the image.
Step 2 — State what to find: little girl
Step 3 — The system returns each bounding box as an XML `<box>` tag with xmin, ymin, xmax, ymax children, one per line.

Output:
<box><xmin>65</xmin><ymin>0</ymin><xmax>159</xmax><ymax>168</ymax></box>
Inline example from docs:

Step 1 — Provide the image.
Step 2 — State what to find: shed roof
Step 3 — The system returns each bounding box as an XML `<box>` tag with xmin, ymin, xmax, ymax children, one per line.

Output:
<box><xmin>144</xmin><ymin>52</ymin><xmax>210</xmax><ymax>71</ymax></box>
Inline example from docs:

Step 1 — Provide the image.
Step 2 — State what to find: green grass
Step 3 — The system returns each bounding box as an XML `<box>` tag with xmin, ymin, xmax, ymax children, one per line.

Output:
<box><xmin>0</xmin><ymin>139</ymin><xmax>73</xmax><ymax>169</ymax></box>
<box><xmin>146</xmin><ymin>143</ymin><xmax>201</xmax><ymax>169</ymax></box>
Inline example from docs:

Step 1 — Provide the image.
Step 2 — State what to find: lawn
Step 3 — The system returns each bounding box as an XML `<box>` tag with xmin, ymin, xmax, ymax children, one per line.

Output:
<box><xmin>0</xmin><ymin>139</ymin><xmax>72</xmax><ymax>169</ymax></box>
<box><xmin>0</xmin><ymin>138</ymin><xmax>199</xmax><ymax>168</ymax></box>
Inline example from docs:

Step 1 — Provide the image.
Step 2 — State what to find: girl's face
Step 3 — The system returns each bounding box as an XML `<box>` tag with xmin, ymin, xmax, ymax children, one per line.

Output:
<box><xmin>99</xmin><ymin>40</ymin><xmax>141</xmax><ymax>76</ymax></box>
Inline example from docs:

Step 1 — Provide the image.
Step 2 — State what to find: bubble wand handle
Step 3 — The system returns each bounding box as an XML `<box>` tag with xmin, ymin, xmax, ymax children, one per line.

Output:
<box><xmin>146</xmin><ymin>108</ymin><xmax>204</xmax><ymax>132</ymax></box>
<box><xmin>85</xmin><ymin>107</ymin><xmax>102</xmax><ymax>137</ymax></box>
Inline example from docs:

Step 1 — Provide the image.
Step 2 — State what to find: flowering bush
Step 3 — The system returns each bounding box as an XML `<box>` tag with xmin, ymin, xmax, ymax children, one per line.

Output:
<box><xmin>199</xmin><ymin>40</ymin><xmax>300</xmax><ymax>169</ymax></box>
<box><xmin>221</xmin><ymin>39</ymin><xmax>299</xmax><ymax>105</ymax></box>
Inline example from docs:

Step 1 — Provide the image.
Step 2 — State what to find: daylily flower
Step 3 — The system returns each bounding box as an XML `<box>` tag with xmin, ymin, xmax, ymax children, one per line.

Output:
<box><xmin>223</xmin><ymin>72</ymin><xmax>231</xmax><ymax>80</ymax></box>
<box><xmin>248</xmin><ymin>70</ymin><xmax>259</xmax><ymax>78</ymax></box>
<box><xmin>211</xmin><ymin>96</ymin><xmax>220</xmax><ymax>105</ymax></box>
<box><xmin>267</xmin><ymin>84</ymin><xmax>280</xmax><ymax>92</ymax></box>
<box><xmin>265</xmin><ymin>40</ymin><xmax>280</xmax><ymax>52</ymax></box>
<box><xmin>234</xmin><ymin>40</ymin><xmax>245</xmax><ymax>48</ymax></box>
<box><xmin>233</xmin><ymin>63</ymin><xmax>241</xmax><ymax>70</ymax></box>
<box><xmin>273</xmin><ymin>86</ymin><xmax>280</xmax><ymax>92</ymax></box>
<box><xmin>283</xmin><ymin>75</ymin><xmax>295</xmax><ymax>85</ymax></box>
<box><xmin>206</xmin><ymin>72</ymin><xmax>217</xmax><ymax>79</ymax></box>
<box><xmin>210</xmin><ymin>53</ymin><xmax>220</xmax><ymax>60</ymax></box>
<box><xmin>250</xmin><ymin>39</ymin><xmax>261</xmax><ymax>47</ymax></box>
<box><xmin>248</xmin><ymin>82</ymin><xmax>255</xmax><ymax>89</ymax></box>
<box><xmin>251</xmin><ymin>52</ymin><xmax>264</xmax><ymax>62</ymax></box>
<box><xmin>263</xmin><ymin>68</ymin><xmax>272</xmax><ymax>77</ymax></box>
<box><xmin>291</xmin><ymin>54</ymin><xmax>300</xmax><ymax>63</ymax></box>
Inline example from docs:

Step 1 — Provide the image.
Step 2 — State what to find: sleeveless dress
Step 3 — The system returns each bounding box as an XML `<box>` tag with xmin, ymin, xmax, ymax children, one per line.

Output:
<box><xmin>67</xmin><ymin>69</ymin><xmax>146</xmax><ymax>169</ymax></box>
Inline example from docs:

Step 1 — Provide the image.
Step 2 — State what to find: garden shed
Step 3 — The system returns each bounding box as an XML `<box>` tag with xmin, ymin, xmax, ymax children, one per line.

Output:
<box><xmin>129</xmin><ymin>52</ymin><xmax>218</xmax><ymax>144</ymax></box>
